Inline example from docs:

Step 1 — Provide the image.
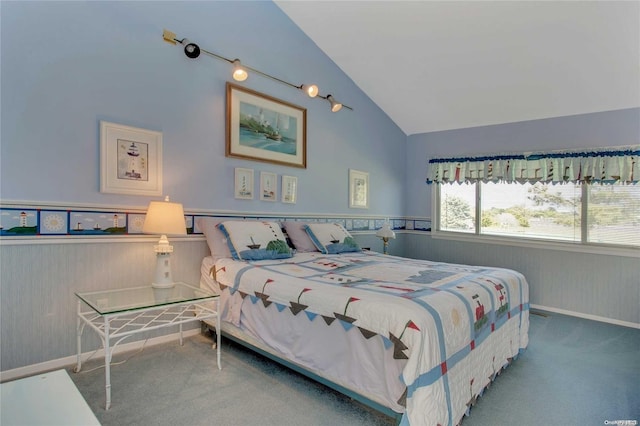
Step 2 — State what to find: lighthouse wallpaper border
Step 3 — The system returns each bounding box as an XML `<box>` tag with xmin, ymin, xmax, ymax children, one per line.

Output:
<box><xmin>100</xmin><ymin>121</ymin><xmax>163</xmax><ymax>196</ymax></box>
<box><xmin>0</xmin><ymin>203</ymin><xmax>414</xmax><ymax>240</ymax></box>
<box><xmin>226</xmin><ymin>83</ymin><xmax>307</xmax><ymax>169</ymax></box>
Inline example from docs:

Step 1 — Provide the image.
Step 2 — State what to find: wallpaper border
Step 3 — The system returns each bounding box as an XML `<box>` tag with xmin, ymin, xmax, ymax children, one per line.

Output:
<box><xmin>0</xmin><ymin>201</ymin><xmax>431</xmax><ymax>242</ymax></box>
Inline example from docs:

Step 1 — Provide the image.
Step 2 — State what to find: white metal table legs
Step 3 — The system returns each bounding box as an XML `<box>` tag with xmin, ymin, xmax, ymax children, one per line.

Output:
<box><xmin>103</xmin><ymin>316</ymin><xmax>112</xmax><ymax>410</ymax></box>
<box><xmin>74</xmin><ymin>301</ymin><xmax>113</xmax><ymax>410</ymax></box>
<box><xmin>75</xmin><ymin>300</ymin><xmax>83</xmax><ymax>373</ymax></box>
<box><xmin>74</xmin><ymin>299</ymin><xmax>219</xmax><ymax>410</ymax></box>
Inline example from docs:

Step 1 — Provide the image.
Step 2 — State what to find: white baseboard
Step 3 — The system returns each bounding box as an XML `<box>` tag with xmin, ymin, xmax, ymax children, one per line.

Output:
<box><xmin>530</xmin><ymin>304</ymin><xmax>640</xmax><ymax>329</ymax></box>
<box><xmin>0</xmin><ymin>329</ymin><xmax>201</xmax><ymax>383</ymax></box>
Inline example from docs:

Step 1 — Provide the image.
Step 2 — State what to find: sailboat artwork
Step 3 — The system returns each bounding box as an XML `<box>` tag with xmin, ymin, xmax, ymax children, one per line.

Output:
<box><xmin>265</xmin><ymin>112</ymin><xmax>283</xmax><ymax>141</ymax></box>
<box><xmin>227</xmin><ymin>83</ymin><xmax>307</xmax><ymax>168</ymax></box>
<box><xmin>238</xmin><ymin>102</ymin><xmax>297</xmax><ymax>155</ymax></box>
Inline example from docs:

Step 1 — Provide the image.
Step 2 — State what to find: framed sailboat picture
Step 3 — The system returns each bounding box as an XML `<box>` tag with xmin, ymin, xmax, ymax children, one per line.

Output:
<box><xmin>226</xmin><ymin>83</ymin><xmax>307</xmax><ymax>168</ymax></box>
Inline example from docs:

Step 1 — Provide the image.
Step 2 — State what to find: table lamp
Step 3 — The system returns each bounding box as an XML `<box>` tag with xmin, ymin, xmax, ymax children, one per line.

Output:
<box><xmin>376</xmin><ymin>218</ymin><xmax>396</xmax><ymax>255</ymax></box>
<box><xmin>142</xmin><ymin>196</ymin><xmax>186</xmax><ymax>288</ymax></box>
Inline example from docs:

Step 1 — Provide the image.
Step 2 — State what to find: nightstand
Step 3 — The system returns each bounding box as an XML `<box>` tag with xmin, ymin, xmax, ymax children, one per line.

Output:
<box><xmin>74</xmin><ymin>282</ymin><xmax>220</xmax><ymax>410</ymax></box>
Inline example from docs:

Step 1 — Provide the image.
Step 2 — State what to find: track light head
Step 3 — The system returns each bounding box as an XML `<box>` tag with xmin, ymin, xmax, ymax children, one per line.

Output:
<box><xmin>181</xmin><ymin>39</ymin><xmax>201</xmax><ymax>59</ymax></box>
<box><xmin>232</xmin><ymin>59</ymin><xmax>248</xmax><ymax>82</ymax></box>
<box><xmin>327</xmin><ymin>95</ymin><xmax>343</xmax><ymax>112</ymax></box>
<box><xmin>301</xmin><ymin>84</ymin><xmax>319</xmax><ymax>98</ymax></box>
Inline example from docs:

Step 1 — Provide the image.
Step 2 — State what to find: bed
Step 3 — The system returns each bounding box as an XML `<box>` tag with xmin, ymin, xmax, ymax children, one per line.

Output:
<box><xmin>196</xmin><ymin>218</ymin><xmax>529</xmax><ymax>426</ymax></box>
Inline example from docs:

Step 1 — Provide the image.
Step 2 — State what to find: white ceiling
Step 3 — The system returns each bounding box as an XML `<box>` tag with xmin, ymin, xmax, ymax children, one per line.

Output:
<box><xmin>275</xmin><ymin>1</ymin><xmax>640</xmax><ymax>135</ymax></box>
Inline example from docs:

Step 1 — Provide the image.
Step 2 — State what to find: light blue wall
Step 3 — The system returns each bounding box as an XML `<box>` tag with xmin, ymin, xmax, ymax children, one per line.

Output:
<box><xmin>1</xmin><ymin>1</ymin><xmax>406</xmax><ymax>215</ymax></box>
<box><xmin>406</xmin><ymin>108</ymin><xmax>640</xmax><ymax>217</ymax></box>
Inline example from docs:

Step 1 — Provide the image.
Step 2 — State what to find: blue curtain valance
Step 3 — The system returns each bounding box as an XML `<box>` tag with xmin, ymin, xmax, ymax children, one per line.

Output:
<box><xmin>427</xmin><ymin>147</ymin><xmax>639</xmax><ymax>184</ymax></box>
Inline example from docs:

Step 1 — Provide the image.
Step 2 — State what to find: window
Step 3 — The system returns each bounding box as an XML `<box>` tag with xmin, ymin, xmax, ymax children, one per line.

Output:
<box><xmin>429</xmin><ymin>147</ymin><xmax>639</xmax><ymax>250</ymax></box>
<box><xmin>436</xmin><ymin>181</ymin><xmax>639</xmax><ymax>248</ymax></box>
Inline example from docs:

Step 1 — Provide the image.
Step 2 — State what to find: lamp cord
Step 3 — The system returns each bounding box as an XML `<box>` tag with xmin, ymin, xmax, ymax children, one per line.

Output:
<box><xmin>76</xmin><ymin>339</ymin><xmax>149</xmax><ymax>374</ymax></box>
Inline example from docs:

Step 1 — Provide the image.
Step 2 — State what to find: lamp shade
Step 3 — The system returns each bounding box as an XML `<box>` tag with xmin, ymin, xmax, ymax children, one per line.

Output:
<box><xmin>376</xmin><ymin>221</ymin><xmax>396</xmax><ymax>239</ymax></box>
<box><xmin>142</xmin><ymin>197</ymin><xmax>187</xmax><ymax>236</ymax></box>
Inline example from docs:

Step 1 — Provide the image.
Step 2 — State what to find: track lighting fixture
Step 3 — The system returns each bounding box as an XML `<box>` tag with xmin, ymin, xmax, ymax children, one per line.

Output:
<box><xmin>326</xmin><ymin>95</ymin><xmax>343</xmax><ymax>113</ymax></box>
<box><xmin>162</xmin><ymin>29</ymin><xmax>352</xmax><ymax>112</ymax></box>
<box><xmin>232</xmin><ymin>59</ymin><xmax>248</xmax><ymax>82</ymax></box>
<box><xmin>301</xmin><ymin>84</ymin><xmax>319</xmax><ymax>98</ymax></box>
<box><xmin>182</xmin><ymin>40</ymin><xmax>200</xmax><ymax>59</ymax></box>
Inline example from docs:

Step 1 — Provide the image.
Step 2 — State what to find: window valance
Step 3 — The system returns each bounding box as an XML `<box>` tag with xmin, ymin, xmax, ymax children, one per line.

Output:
<box><xmin>427</xmin><ymin>146</ymin><xmax>639</xmax><ymax>184</ymax></box>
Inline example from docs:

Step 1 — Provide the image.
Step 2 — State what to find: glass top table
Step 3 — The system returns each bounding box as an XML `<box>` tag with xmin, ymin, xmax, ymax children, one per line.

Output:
<box><xmin>75</xmin><ymin>282</ymin><xmax>215</xmax><ymax>315</ymax></box>
<box><xmin>74</xmin><ymin>282</ymin><xmax>220</xmax><ymax>410</ymax></box>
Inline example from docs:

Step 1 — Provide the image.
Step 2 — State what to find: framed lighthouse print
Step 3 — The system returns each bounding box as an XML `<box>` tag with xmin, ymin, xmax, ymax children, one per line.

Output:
<box><xmin>100</xmin><ymin>121</ymin><xmax>163</xmax><ymax>196</ymax></box>
<box><xmin>234</xmin><ymin>168</ymin><xmax>254</xmax><ymax>200</ymax></box>
<box><xmin>260</xmin><ymin>172</ymin><xmax>277</xmax><ymax>201</ymax></box>
<box><xmin>349</xmin><ymin>169</ymin><xmax>369</xmax><ymax>209</ymax></box>
<box><xmin>281</xmin><ymin>175</ymin><xmax>297</xmax><ymax>204</ymax></box>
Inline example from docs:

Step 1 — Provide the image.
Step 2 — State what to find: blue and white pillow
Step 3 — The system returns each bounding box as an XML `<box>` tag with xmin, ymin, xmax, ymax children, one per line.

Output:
<box><xmin>218</xmin><ymin>221</ymin><xmax>293</xmax><ymax>261</ymax></box>
<box><xmin>304</xmin><ymin>223</ymin><xmax>361</xmax><ymax>254</ymax></box>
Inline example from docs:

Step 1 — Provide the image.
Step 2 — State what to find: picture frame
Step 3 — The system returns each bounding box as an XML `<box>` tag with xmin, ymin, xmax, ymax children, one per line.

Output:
<box><xmin>234</xmin><ymin>168</ymin><xmax>254</xmax><ymax>200</ymax></box>
<box><xmin>260</xmin><ymin>172</ymin><xmax>277</xmax><ymax>202</ymax></box>
<box><xmin>100</xmin><ymin>121</ymin><xmax>162</xmax><ymax>196</ymax></box>
<box><xmin>281</xmin><ymin>175</ymin><xmax>298</xmax><ymax>204</ymax></box>
<box><xmin>349</xmin><ymin>169</ymin><xmax>369</xmax><ymax>209</ymax></box>
<box><xmin>226</xmin><ymin>82</ymin><xmax>307</xmax><ymax>168</ymax></box>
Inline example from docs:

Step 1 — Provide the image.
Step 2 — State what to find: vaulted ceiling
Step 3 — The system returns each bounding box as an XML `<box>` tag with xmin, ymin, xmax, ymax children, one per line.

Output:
<box><xmin>275</xmin><ymin>1</ymin><xmax>640</xmax><ymax>135</ymax></box>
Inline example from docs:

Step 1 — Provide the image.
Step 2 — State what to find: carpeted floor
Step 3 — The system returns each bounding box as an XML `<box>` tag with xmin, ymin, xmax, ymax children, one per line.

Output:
<box><xmin>69</xmin><ymin>311</ymin><xmax>640</xmax><ymax>426</ymax></box>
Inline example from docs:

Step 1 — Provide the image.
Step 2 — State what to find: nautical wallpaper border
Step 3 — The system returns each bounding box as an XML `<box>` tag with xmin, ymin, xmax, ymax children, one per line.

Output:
<box><xmin>0</xmin><ymin>204</ymin><xmax>431</xmax><ymax>239</ymax></box>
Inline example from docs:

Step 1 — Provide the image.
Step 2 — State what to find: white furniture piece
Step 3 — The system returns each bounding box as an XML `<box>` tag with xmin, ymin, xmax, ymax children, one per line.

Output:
<box><xmin>74</xmin><ymin>282</ymin><xmax>220</xmax><ymax>410</ymax></box>
<box><xmin>1</xmin><ymin>369</ymin><xmax>100</xmax><ymax>425</ymax></box>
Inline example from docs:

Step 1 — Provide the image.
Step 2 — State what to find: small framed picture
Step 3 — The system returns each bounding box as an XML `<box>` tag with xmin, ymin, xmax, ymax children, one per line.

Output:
<box><xmin>100</xmin><ymin>121</ymin><xmax>163</xmax><ymax>196</ymax></box>
<box><xmin>234</xmin><ymin>168</ymin><xmax>254</xmax><ymax>200</ymax></box>
<box><xmin>260</xmin><ymin>172</ymin><xmax>277</xmax><ymax>201</ymax></box>
<box><xmin>349</xmin><ymin>169</ymin><xmax>369</xmax><ymax>209</ymax></box>
<box><xmin>281</xmin><ymin>175</ymin><xmax>298</xmax><ymax>204</ymax></box>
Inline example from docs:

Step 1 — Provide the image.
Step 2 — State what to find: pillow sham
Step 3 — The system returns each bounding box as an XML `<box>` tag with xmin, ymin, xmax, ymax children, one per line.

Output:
<box><xmin>194</xmin><ymin>217</ymin><xmax>232</xmax><ymax>259</ymax></box>
<box><xmin>281</xmin><ymin>221</ymin><xmax>319</xmax><ymax>253</ymax></box>
<box><xmin>218</xmin><ymin>220</ymin><xmax>293</xmax><ymax>261</ymax></box>
<box><xmin>304</xmin><ymin>223</ymin><xmax>361</xmax><ymax>254</ymax></box>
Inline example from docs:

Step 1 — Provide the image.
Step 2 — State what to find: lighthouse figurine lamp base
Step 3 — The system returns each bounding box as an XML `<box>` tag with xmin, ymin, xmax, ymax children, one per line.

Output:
<box><xmin>142</xmin><ymin>196</ymin><xmax>187</xmax><ymax>289</ymax></box>
<box><xmin>152</xmin><ymin>235</ymin><xmax>175</xmax><ymax>288</ymax></box>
